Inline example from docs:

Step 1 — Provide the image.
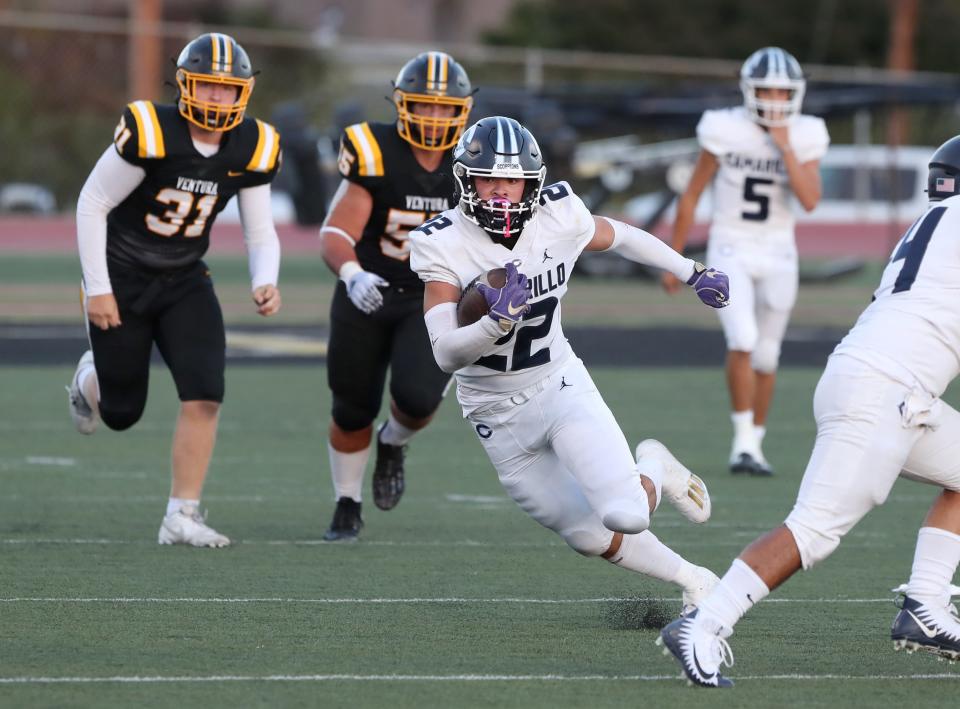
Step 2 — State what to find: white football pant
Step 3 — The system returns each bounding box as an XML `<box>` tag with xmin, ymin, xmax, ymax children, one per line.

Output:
<box><xmin>707</xmin><ymin>241</ymin><xmax>798</xmax><ymax>372</ymax></box>
<box><xmin>786</xmin><ymin>353</ymin><xmax>960</xmax><ymax>569</ymax></box>
<box><xmin>461</xmin><ymin>358</ymin><xmax>650</xmax><ymax>556</ymax></box>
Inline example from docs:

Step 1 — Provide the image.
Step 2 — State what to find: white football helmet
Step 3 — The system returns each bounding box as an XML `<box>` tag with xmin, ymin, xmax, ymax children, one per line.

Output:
<box><xmin>740</xmin><ymin>47</ymin><xmax>806</xmax><ymax>127</ymax></box>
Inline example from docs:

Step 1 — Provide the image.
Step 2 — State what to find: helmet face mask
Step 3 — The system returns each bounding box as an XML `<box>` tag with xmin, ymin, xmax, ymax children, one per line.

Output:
<box><xmin>176</xmin><ymin>33</ymin><xmax>255</xmax><ymax>132</ymax></box>
<box><xmin>740</xmin><ymin>47</ymin><xmax>806</xmax><ymax>127</ymax></box>
<box><xmin>453</xmin><ymin>117</ymin><xmax>546</xmax><ymax>240</ymax></box>
<box><xmin>927</xmin><ymin>136</ymin><xmax>960</xmax><ymax>201</ymax></box>
<box><xmin>393</xmin><ymin>51</ymin><xmax>473</xmax><ymax>151</ymax></box>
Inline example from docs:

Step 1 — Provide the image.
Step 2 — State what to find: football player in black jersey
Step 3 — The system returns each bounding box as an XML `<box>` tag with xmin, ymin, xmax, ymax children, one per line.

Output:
<box><xmin>66</xmin><ymin>33</ymin><xmax>283</xmax><ymax>547</ymax></box>
<box><xmin>319</xmin><ymin>51</ymin><xmax>473</xmax><ymax>540</ymax></box>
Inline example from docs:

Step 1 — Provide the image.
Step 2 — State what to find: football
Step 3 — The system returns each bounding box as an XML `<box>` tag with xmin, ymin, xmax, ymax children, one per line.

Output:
<box><xmin>456</xmin><ymin>267</ymin><xmax>507</xmax><ymax>326</ymax></box>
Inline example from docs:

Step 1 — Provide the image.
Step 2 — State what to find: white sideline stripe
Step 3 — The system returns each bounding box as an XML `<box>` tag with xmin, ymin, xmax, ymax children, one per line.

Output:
<box><xmin>0</xmin><ymin>673</ymin><xmax>958</xmax><ymax>685</ymax></box>
<box><xmin>0</xmin><ymin>596</ymin><xmax>901</xmax><ymax>604</ymax></box>
<box><xmin>0</xmin><ymin>538</ymin><xmax>556</xmax><ymax>547</ymax></box>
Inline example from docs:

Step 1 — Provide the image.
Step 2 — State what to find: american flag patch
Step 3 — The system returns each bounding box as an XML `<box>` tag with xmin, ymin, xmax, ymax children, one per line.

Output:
<box><xmin>936</xmin><ymin>177</ymin><xmax>955</xmax><ymax>192</ymax></box>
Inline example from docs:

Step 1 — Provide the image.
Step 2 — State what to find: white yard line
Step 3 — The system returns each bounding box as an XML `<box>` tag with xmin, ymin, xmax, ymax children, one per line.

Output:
<box><xmin>0</xmin><ymin>596</ymin><xmax>902</xmax><ymax>604</ymax></box>
<box><xmin>0</xmin><ymin>672</ymin><xmax>957</xmax><ymax>684</ymax></box>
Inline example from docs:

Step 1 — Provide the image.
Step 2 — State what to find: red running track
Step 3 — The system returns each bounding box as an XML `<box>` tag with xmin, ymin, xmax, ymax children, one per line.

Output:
<box><xmin>0</xmin><ymin>216</ymin><xmax>906</xmax><ymax>258</ymax></box>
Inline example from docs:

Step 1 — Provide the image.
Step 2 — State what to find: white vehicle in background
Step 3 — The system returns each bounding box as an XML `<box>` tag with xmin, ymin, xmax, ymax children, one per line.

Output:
<box><xmin>615</xmin><ymin>142</ymin><xmax>934</xmax><ymax>260</ymax></box>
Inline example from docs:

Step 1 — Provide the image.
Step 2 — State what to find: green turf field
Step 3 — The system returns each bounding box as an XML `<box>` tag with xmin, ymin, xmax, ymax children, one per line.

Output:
<box><xmin>0</xmin><ymin>252</ymin><xmax>885</xmax><ymax>328</ymax></box>
<box><xmin>2</xmin><ymin>364</ymin><xmax>959</xmax><ymax>707</ymax></box>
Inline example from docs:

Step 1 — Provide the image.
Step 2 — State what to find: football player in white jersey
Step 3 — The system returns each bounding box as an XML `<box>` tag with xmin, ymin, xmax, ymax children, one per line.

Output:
<box><xmin>410</xmin><ymin>116</ymin><xmax>732</xmax><ymax>614</ymax></box>
<box><xmin>662</xmin><ymin>47</ymin><xmax>830</xmax><ymax>476</ymax></box>
<box><xmin>658</xmin><ymin>136</ymin><xmax>960</xmax><ymax>688</ymax></box>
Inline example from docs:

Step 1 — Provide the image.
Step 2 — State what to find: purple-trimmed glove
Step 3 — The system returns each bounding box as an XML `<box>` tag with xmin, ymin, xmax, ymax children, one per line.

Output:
<box><xmin>476</xmin><ymin>262</ymin><xmax>531</xmax><ymax>331</ymax></box>
<box><xmin>687</xmin><ymin>262</ymin><xmax>730</xmax><ymax>308</ymax></box>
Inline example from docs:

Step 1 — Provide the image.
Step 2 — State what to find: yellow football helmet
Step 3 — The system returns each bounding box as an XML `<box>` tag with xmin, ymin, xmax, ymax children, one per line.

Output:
<box><xmin>392</xmin><ymin>51</ymin><xmax>473</xmax><ymax>151</ymax></box>
<box><xmin>175</xmin><ymin>33</ymin><xmax>255</xmax><ymax>132</ymax></box>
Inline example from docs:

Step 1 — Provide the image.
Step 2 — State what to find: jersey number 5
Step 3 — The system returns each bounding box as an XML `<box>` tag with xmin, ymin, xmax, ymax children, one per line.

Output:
<box><xmin>742</xmin><ymin>177</ymin><xmax>773</xmax><ymax>222</ymax></box>
<box><xmin>146</xmin><ymin>189</ymin><xmax>218</xmax><ymax>238</ymax></box>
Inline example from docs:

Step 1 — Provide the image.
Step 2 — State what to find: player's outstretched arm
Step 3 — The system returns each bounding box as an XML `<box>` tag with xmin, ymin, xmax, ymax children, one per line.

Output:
<box><xmin>588</xmin><ymin>216</ymin><xmax>729</xmax><ymax>308</ymax></box>
<box><xmin>663</xmin><ymin>149</ymin><xmax>718</xmax><ymax>293</ymax></box>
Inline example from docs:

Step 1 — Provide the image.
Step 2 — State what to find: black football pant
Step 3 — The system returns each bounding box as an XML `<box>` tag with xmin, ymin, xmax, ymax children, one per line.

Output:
<box><xmin>88</xmin><ymin>260</ymin><xmax>226</xmax><ymax>431</ymax></box>
<box><xmin>327</xmin><ymin>281</ymin><xmax>450</xmax><ymax>432</ymax></box>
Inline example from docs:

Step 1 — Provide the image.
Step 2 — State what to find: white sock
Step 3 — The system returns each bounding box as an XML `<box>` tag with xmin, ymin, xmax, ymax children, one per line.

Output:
<box><xmin>754</xmin><ymin>425</ymin><xmax>766</xmax><ymax>445</ymax></box>
<box><xmin>166</xmin><ymin>497</ymin><xmax>198</xmax><ymax>516</ymax></box>
<box><xmin>906</xmin><ymin>526</ymin><xmax>960</xmax><ymax>607</ymax></box>
<box><xmin>635</xmin><ymin>456</ymin><xmax>663</xmax><ymax>513</ymax></box>
<box><xmin>731</xmin><ymin>410</ymin><xmax>755</xmax><ymax>451</ymax></box>
<box><xmin>378</xmin><ymin>415</ymin><xmax>417</xmax><ymax>447</ymax></box>
<box><xmin>328</xmin><ymin>440</ymin><xmax>371</xmax><ymax>501</ymax></box>
<box><xmin>606</xmin><ymin>530</ymin><xmax>686</xmax><ymax>583</ymax></box>
<box><xmin>697</xmin><ymin>558</ymin><xmax>770</xmax><ymax>632</ymax></box>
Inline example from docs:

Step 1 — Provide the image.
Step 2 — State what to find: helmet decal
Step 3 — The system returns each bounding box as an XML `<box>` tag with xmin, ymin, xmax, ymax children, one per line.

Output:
<box><xmin>928</xmin><ymin>136</ymin><xmax>960</xmax><ymax>201</ymax></box>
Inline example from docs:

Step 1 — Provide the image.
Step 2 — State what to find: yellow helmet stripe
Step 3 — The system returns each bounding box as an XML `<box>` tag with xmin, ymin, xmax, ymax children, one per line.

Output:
<box><xmin>427</xmin><ymin>52</ymin><xmax>436</xmax><ymax>90</ymax></box>
<box><xmin>210</xmin><ymin>33</ymin><xmax>232</xmax><ymax>72</ymax></box>
<box><xmin>128</xmin><ymin>100</ymin><xmax>165</xmax><ymax>158</ymax></box>
<box><xmin>246</xmin><ymin>120</ymin><xmax>280</xmax><ymax>172</ymax></box>
<box><xmin>345</xmin><ymin>123</ymin><xmax>383</xmax><ymax>176</ymax></box>
<box><xmin>439</xmin><ymin>53</ymin><xmax>448</xmax><ymax>86</ymax></box>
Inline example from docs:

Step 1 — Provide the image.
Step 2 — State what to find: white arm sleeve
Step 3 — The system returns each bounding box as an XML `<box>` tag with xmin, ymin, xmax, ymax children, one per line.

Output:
<box><xmin>75</xmin><ymin>146</ymin><xmax>146</xmax><ymax>295</ymax></box>
<box><xmin>237</xmin><ymin>184</ymin><xmax>281</xmax><ymax>289</ymax></box>
<box><xmin>424</xmin><ymin>301</ymin><xmax>504</xmax><ymax>374</ymax></box>
<box><xmin>601</xmin><ymin>217</ymin><xmax>697</xmax><ymax>282</ymax></box>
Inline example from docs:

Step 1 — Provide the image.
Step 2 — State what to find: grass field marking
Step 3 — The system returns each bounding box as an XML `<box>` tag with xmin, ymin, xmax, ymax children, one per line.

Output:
<box><xmin>25</xmin><ymin>456</ymin><xmax>75</xmax><ymax>466</ymax></box>
<box><xmin>1</xmin><ymin>673</ymin><xmax>958</xmax><ymax>685</ymax></box>
<box><xmin>0</xmin><ymin>596</ymin><xmax>903</xmax><ymax>604</ymax></box>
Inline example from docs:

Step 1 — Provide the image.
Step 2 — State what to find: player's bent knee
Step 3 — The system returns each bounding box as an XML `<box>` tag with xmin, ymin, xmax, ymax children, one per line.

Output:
<box><xmin>752</xmin><ymin>339</ymin><xmax>782</xmax><ymax>373</ymax></box>
<box><xmin>100</xmin><ymin>405</ymin><xmax>144</xmax><ymax>432</ymax></box>
<box><xmin>332</xmin><ymin>397</ymin><xmax>376</xmax><ymax>432</ymax></box>
<box><xmin>784</xmin><ymin>517</ymin><xmax>841</xmax><ymax>570</ymax></box>
<box><xmin>562</xmin><ymin>527</ymin><xmax>613</xmax><ymax>556</ymax></box>
<box><xmin>600</xmin><ymin>503</ymin><xmax>650</xmax><ymax>536</ymax></box>
<box><xmin>391</xmin><ymin>392</ymin><xmax>440</xmax><ymax>421</ymax></box>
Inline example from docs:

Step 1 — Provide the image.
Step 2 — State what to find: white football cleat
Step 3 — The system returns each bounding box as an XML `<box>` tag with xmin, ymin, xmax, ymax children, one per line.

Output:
<box><xmin>657</xmin><ymin>614</ymin><xmax>735</xmax><ymax>688</ymax></box>
<box><xmin>681</xmin><ymin>566</ymin><xmax>721</xmax><ymax>617</ymax></box>
<box><xmin>66</xmin><ymin>350</ymin><xmax>98</xmax><ymax>435</ymax></box>
<box><xmin>636</xmin><ymin>439</ymin><xmax>711</xmax><ymax>523</ymax></box>
<box><xmin>158</xmin><ymin>504</ymin><xmax>231</xmax><ymax>548</ymax></box>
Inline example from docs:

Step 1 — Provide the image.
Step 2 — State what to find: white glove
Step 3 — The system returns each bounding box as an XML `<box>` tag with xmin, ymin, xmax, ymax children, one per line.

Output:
<box><xmin>341</xmin><ymin>263</ymin><xmax>389</xmax><ymax>314</ymax></box>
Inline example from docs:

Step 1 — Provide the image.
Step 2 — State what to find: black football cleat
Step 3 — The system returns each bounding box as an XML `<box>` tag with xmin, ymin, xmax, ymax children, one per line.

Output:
<box><xmin>657</xmin><ymin>615</ymin><xmax>734</xmax><ymax>688</ymax></box>
<box><xmin>891</xmin><ymin>595</ymin><xmax>960</xmax><ymax>661</ymax></box>
<box><xmin>729</xmin><ymin>452</ymin><xmax>773</xmax><ymax>477</ymax></box>
<box><xmin>372</xmin><ymin>422</ymin><xmax>406</xmax><ymax>511</ymax></box>
<box><xmin>323</xmin><ymin>497</ymin><xmax>363</xmax><ymax>542</ymax></box>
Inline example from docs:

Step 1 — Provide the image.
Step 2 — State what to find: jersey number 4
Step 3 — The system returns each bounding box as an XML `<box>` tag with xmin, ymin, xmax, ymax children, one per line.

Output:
<box><xmin>889</xmin><ymin>206</ymin><xmax>945</xmax><ymax>293</ymax></box>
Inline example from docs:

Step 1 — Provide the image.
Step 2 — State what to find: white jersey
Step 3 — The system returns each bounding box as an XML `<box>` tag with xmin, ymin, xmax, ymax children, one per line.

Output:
<box><xmin>834</xmin><ymin>196</ymin><xmax>960</xmax><ymax>397</ymax></box>
<box><xmin>410</xmin><ymin>181</ymin><xmax>595</xmax><ymax>396</ymax></box>
<box><xmin>698</xmin><ymin>107</ymin><xmax>829</xmax><ymax>247</ymax></box>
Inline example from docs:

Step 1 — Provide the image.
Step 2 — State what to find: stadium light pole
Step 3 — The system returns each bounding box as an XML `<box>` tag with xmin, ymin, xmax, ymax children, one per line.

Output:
<box><xmin>128</xmin><ymin>0</ymin><xmax>163</xmax><ymax>102</ymax></box>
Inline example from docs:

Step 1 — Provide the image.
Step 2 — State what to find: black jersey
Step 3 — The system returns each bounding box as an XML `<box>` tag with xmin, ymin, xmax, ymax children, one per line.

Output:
<box><xmin>108</xmin><ymin>100</ymin><xmax>281</xmax><ymax>271</ymax></box>
<box><xmin>337</xmin><ymin>121</ymin><xmax>454</xmax><ymax>290</ymax></box>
